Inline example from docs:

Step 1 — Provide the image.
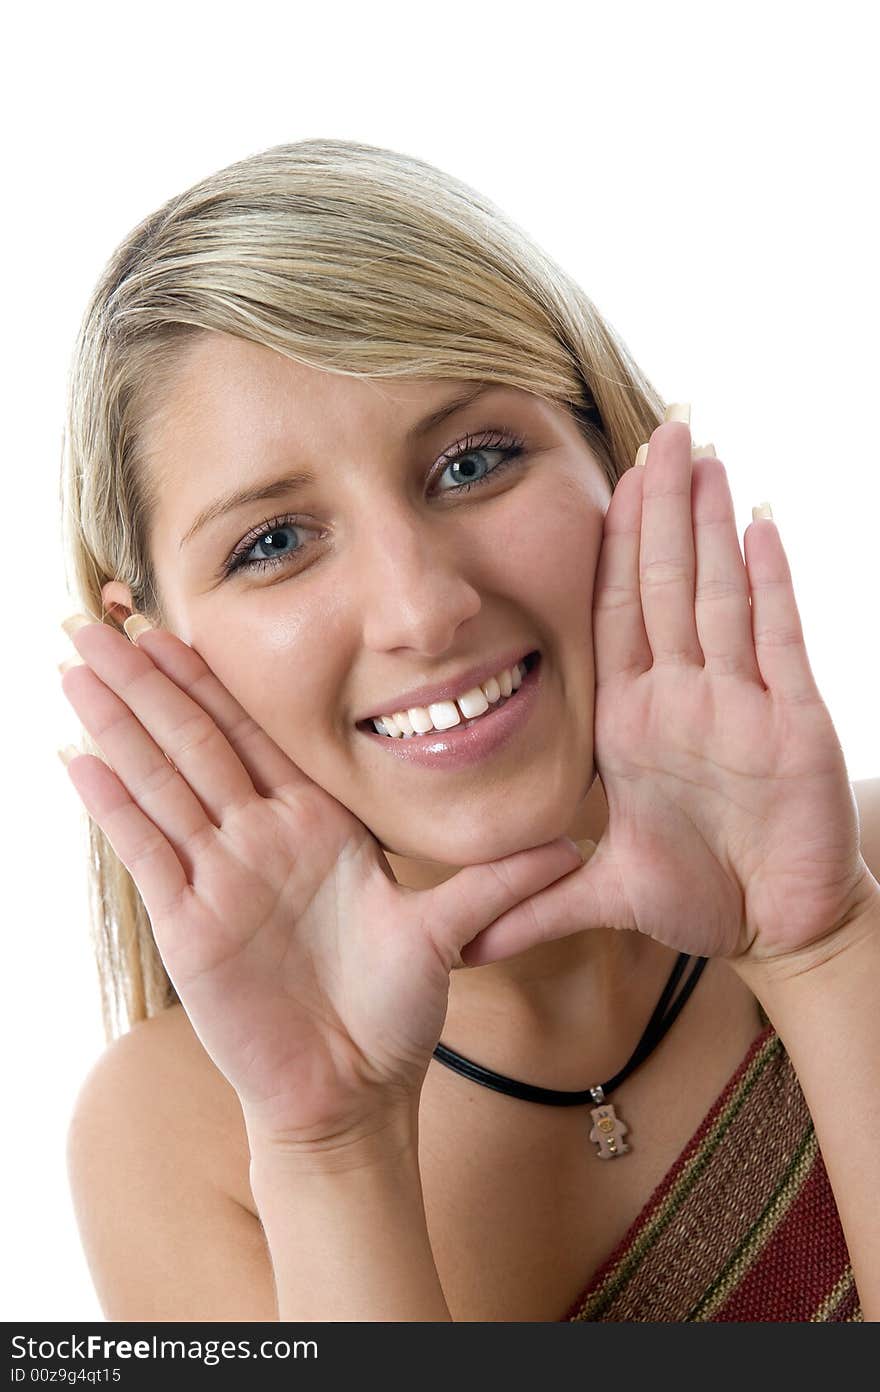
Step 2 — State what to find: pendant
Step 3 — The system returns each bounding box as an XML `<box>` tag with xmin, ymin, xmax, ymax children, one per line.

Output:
<box><xmin>588</xmin><ymin>1086</ymin><xmax>630</xmax><ymax>1159</ymax></box>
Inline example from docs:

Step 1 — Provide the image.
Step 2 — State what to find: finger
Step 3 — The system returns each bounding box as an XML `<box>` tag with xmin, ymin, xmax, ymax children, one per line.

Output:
<box><xmin>458</xmin><ymin>841</ymin><xmax>632</xmax><ymax>967</ymax></box>
<box><xmin>743</xmin><ymin>511</ymin><xmax>820</xmax><ymax>704</ymax></box>
<box><xmin>63</xmin><ymin>621</ymin><xmax>306</xmax><ymax>815</ymax></box>
<box><xmin>640</xmin><ymin>420</ymin><xmax>704</xmax><ymax>667</ymax></box>
<box><xmin>61</xmin><ymin>619</ymin><xmax>258</xmax><ymax>836</ymax></box>
<box><xmin>691</xmin><ymin>457</ymin><xmax>764</xmax><ymax>684</ymax></box>
<box><xmin>592</xmin><ymin>464</ymin><xmax>652</xmax><ymax>686</ymax></box>
<box><xmin>59</xmin><ymin>748</ymin><xmax>190</xmax><ymax>922</ymax></box>
<box><xmin>61</xmin><ymin>659</ymin><xmax>223</xmax><ymax>852</ymax></box>
<box><xmin>130</xmin><ymin>624</ymin><xmax>309</xmax><ymax>797</ymax></box>
<box><xmin>425</xmin><ymin>837</ymin><xmax>587</xmax><ymax>970</ymax></box>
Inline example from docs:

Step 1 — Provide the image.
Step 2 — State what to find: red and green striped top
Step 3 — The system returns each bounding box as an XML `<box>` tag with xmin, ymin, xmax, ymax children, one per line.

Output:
<box><xmin>561</xmin><ymin>1024</ymin><xmax>860</xmax><ymax>1322</ymax></box>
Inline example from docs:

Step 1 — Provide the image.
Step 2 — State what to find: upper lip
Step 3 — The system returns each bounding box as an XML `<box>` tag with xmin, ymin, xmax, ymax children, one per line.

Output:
<box><xmin>355</xmin><ymin>647</ymin><xmax>537</xmax><ymax>724</ymax></box>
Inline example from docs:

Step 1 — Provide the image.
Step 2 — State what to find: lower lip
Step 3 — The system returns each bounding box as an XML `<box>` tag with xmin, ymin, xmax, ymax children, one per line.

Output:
<box><xmin>357</xmin><ymin>655</ymin><xmax>542</xmax><ymax>770</ymax></box>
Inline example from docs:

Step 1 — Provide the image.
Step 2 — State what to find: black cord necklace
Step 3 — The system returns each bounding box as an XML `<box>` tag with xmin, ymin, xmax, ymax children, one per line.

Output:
<box><xmin>431</xmin><ymin>951</ymin><xmax>709</xmax><ymax>1159</ymax></box>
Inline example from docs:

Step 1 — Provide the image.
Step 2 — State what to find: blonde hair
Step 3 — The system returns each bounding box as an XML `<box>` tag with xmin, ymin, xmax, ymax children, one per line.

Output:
<box><xmin>60</xmin><ymin>137</ymin><xmax>667</xmax><ymax>1044</ymax></box>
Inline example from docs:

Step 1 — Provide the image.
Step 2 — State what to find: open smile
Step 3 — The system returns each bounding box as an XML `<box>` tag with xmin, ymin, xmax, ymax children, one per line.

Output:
<box><xmin>357</xmin><ymin>652</ymin><xmax>542</xmax><ymax>771</ymax></box>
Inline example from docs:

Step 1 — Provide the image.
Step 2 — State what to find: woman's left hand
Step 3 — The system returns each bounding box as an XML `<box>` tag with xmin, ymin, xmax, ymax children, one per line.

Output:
<box><xmin>463</xmin><ymin>411</ymin><xmax>878</xmax><ymax>973</ymax></box>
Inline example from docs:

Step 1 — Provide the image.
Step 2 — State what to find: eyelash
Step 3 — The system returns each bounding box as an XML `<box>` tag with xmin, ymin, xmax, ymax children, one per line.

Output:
<box><xmin>222</xmin><ymin>427</ymin><xmax>528</xmax><ymax>578</ymax></box>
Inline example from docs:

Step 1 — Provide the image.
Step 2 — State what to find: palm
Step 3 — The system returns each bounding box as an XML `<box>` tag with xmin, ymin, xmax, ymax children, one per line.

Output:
<box><xmin>60</xmin><ymin>617</ymin><xmax>583</xmax><ymax>1144</ymax></box>
<box><xmin>152</xmin><ymin>783</ymin><xmax>455</xmax><ymax>1130</ymax></box>
<box><xmin>463</xmin><ymin>419</ymin><xmax>871</xmax><ymax>971</ymax></box>
<box><xmin>587</xmin><ymin>652</ymin><xmax>859</xmax><ymax>960</ymax></box>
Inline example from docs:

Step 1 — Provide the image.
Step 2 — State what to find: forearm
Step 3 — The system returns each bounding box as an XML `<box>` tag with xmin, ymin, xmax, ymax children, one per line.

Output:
<box><xmin>736</xmin><ymin>884</ymin><xmax>880</xmax><ymax>1321</ymax></box>
<box><xmin>247</xmin><ymin>1120</ymin><xmax>452</xmax><ymax>1322</ymax></box>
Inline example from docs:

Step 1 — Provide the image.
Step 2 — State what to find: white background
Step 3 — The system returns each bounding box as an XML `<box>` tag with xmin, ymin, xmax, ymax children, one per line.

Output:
<box><xmin>4</xmin><ymin>0</ymin><xmax>877</xmax><ymax>1322</ymax></box>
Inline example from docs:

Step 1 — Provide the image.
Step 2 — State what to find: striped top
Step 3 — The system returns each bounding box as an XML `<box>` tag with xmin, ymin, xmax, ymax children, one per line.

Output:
<box><xmin>560</xmin><ymin>1025</ymin><xmax>861</xmax><ymax>1321</ymax></box>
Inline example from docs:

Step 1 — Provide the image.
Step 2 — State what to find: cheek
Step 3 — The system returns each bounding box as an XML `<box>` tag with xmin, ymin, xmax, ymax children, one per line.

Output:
<box><xmin>497</xmin><ymin>487</ymin><xmax>604</xmax><ymax>628</ymax></box>
<box><xmin>190</xmin><ymin>612</ymin><xmax>342</xmax><ymax>773</ymax></box>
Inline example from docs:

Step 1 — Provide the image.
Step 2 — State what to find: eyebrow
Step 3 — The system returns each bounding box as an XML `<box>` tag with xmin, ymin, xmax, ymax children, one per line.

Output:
<box><xmin>178</xmin><ymin>382</ymin><xmax>497</xmax><ymax>550</ymax></box>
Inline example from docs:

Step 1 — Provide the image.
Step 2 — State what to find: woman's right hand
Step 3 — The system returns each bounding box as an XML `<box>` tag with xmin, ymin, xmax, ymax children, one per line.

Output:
<box><xmin>59</xmin><ymin>617</ymin><xmax>583</xmax><ymax>1158</ymax></box>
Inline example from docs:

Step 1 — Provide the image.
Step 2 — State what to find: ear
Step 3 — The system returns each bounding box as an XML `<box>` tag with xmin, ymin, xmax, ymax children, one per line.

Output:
<box><xmin>101</xmin><ymin>580</ymin><xmax>135</xmax><ymax>627</ymax></box>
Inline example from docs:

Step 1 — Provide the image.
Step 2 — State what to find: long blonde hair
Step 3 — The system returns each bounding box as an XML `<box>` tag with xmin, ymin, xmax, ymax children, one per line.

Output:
<box><xmin>60</xmin><ymin>137</ymin><xmax>667</xmax><ymax>1044</ymax></box>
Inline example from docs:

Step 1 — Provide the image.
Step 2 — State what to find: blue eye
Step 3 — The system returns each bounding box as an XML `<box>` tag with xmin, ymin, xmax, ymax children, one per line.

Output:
<box><xmin>223</xmin><ymin>427</ymin><xmax>527</xmax><ymax>579</ymax></box>
<box><xmin>434</xmin><ymin>430</ymin><xmax>526</xmax><ymax>495</ymax></box>
<box><xmin>223</xmin><ymin>515</ymin><xmax>312</xmax><ymax>578</ymax></box>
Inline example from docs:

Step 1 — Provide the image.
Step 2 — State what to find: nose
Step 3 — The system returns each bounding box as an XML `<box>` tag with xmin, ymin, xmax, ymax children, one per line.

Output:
<box><xmin>354</xmin><ymin>505</ymin><xmax>482</xmax><ymax>655</ymax></box>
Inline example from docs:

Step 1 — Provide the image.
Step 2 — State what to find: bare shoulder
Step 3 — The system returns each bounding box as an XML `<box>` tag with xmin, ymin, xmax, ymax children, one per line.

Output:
<box><xmin>66</xmin><ymin>1004</ymin><xmax>273</xmax><ymax>1321</ymax></box>
<box><xmin>69</xmin><ymin>1003</ymin><xmax>253</xmax><ymax>1200</ymax></box>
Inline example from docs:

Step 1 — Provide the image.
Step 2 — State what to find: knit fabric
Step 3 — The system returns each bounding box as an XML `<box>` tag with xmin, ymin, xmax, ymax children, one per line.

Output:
<box><xmin>560</xmin><ymin>1025</ymin><xmax>861</xmax><ymax>1322</ymax></box>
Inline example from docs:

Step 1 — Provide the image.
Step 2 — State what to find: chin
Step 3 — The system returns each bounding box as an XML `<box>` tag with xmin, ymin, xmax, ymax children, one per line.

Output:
<box><xmin>376</xmin><ymin>803</ymin><xmax>579</xmax><ymax>866</ymax></box>
<box><xmin>356</xmin><ymin>743</ymin><xmax>597</xmax><ymax>864</ymax></box>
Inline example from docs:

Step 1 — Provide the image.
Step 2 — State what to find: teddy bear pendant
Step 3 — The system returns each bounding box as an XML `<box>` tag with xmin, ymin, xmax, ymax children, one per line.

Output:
<box><xmin>588</xmin><ymin>1086</ymin><xmax>630</xmax><ymax>1159</ymax></box>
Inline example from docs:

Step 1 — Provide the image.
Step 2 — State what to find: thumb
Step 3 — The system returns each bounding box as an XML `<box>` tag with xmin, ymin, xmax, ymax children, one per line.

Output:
<box><xmin>424</xmin><ymin>836</ymin><xmax>587</xmax><ymax>971</ymax></box>
<box><xmin>457</xmin><ymin>836</ymin><xmax>632</xmax><ymax>968</ymax></box>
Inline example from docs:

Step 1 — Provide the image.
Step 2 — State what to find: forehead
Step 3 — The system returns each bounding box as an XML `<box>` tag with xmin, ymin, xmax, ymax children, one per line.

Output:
<box><xmin>149</xmin><ymin>331</ymin><xmax>484</xmax><ymax>447</ymax></box>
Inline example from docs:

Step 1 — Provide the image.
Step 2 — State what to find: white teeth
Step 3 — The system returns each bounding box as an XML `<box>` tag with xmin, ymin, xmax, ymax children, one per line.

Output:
<box><xmin>408</xmin><ymin>706</ymin><xmax>435</xmax><ymax>734</ymax></box>
<box><xmin>457</xmin><ymin>685</ymin><xmax>490</xmax><ymax>719</ymax></box>
<box><xmin>428</xmin><ymin>699</ymin><xmax>461</xmax><ymax>730</ymax></box>
<box><xmin>373</xmin><ymin>716</ymin><xmax>402</xmax><ymax>737</ymax></box>
<box><xmin>370</xmin><ymin>658</ymin><xmax>532</xmax><ymax>739</ymax></box>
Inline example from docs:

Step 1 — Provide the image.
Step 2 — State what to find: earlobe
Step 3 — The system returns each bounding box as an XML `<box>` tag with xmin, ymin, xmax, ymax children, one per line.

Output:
<box><xmin>100</xmin><ymin>579</ymin><xmax>135</xmax><ymax>626</ymax></box>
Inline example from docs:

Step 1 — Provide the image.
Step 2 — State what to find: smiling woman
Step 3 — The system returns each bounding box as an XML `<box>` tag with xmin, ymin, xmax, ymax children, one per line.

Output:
<box><xmin>61</xmin><ymin>138</ymin><xmax>655</xmax><ymax>1043</ymax></box>
<box><xmin>58</xmin><ymin>138</ymin><xmax>877</xmax><ymax>1324</ymax></box>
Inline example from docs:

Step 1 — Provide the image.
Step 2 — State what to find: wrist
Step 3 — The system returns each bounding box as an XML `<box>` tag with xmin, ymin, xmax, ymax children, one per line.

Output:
<box><xmin>730</xmin><ymin>876</ymin><xmax>880</xmax><ymax>1005</ymax></box>
<box><xmin>245</xmin><ymin>1113</ymin><xmax>450</xmax><ymax>1323</ymax></box>
<box><xmin>245</xmin><ymin>1103</ymin><xmax>421</xmax><ymax>1185</ymax></box>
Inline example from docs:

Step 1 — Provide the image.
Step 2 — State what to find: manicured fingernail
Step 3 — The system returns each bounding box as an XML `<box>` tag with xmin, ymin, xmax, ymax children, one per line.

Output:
<box><xmin>752</xmin><ymin>502</ymin><xmax>774</xmax><ymax>521</ymax></box>
<box><xmin>58</xmin><ymin>656</ymin><xmax>85</xmax><ymax>675</ymax></box>
<box><xmin>634</xmin><ymin>442</ymin><xmax>649</xmax><ymax>468</ymax></box>
<box><xmin>664</xmin><ymin>402</ymin><xmax>691</xmax><ymax>424</ymax></box>
<box><xmin>124</xmin><ymin>613</ymin><xmax>154</xmax><ymax>645</ymax></box>
<box><xmin>61</xmin><ymin>613</ymin><xmax>97</xmax><ymax>639</ymax></box>
<box><xmin>57</xmin><ymin>745</ymin><xmax>80</xmax><ymax>768</ymax></box>
<box><xmin>692</xmin><ymin>442</ymin><xmax>717</xmax><ymax>459</ymax></box>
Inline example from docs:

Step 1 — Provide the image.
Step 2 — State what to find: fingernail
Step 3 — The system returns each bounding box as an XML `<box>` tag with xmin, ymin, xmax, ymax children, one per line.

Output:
<box><xmin>664</xmin><ymin>402</ymin><xmax>691</xmax><ymax>424</ymax></box>
<box><xmin>58</xmin><ymin>656</ymin><xmax>85</xmax><ymax>675</ymax></box>
<box><xmin>692</xmin><ymin>442</ymin><xmax>717</xmax><ymax>459</ymax></box>
<box><xmin>57</xmin><ymin>745</ymin><xmax>80</xmax><ymax>768</ymax></box>
<box><xmin>634</xmin><ymin>442</ymin><xmax>649</xmax><ymax>468</ymax></box>
<box><xmin>61</xmin><ymin>612</ymin><xmax>97</xmax><ymax>639</ymax></box>
<box><xmin>752</xmin><ymin>502</ymin><xmax>774</xmax><ymax>521</ymax></box>
<box><xmin>124</xmin><ymin>613</ymin><xmax>155</xmax><ymax>645</ymax></box>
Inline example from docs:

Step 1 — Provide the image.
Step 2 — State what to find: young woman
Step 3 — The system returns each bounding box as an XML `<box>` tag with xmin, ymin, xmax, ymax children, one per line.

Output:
<box><xmin>58</xmin><ymin>138</ymin><xmax>880</xmax><ymax>1322</ymax></box>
